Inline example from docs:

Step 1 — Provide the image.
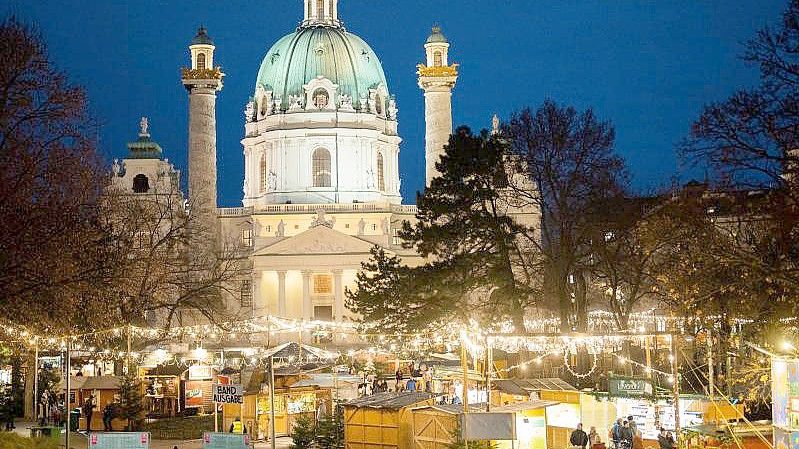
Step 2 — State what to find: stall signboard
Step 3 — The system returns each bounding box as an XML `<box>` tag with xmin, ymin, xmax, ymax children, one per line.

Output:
<box><xmin>461</xmin><ymin>413</ymin><xmax>516</xmax><ymax>440</ymax></box>
<box><xmin>609</xmin><ymin>376</ymin><xmax>653</xmax><ymax>397</ymax></box>
<box><xmin>89</xmin><ymin>432</ymin><xmax>150</xmax><ymax>449</ymax></box>
<box><xmin>213</xmin><ymin>384</ymin><xmax>243</xmax><ymax>404</ymax></box>
<box><xmin>189</xmin><ymin>365</ymin><xmax>214</xmax><ymax>380</ymax></box>
<box><xmin>185</xmin><ymin>380</ymin><xmax>206</xmax><ymax>408</ymax></box>
<box><xmin>202</xmin><ymin>432</ymin><xmax>250</xmax><ymax>449</ymax></box>
<box><xmin>773</xmin><ymin>357</ymin><xmax>799</xmax><ymax>431</ymax></box>
<box><xmin>544</xmin><ymin>403</ymin><xmax>580</xmax><ymax>429</ymax></box>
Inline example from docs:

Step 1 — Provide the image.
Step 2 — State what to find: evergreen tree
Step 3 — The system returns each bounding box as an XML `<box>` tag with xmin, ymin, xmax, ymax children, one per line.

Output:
<box><xmin>117</xmin><ymin>372</ymin><xmax>143</xmax><ymax>431</ymax></box>
<box><xmin>348</xmin><ymin>127</ymin><xmax>541</xmax><ymax>332</ymax></box>
<box><xmin>315</xmin><ymin>405</ymin><xmax>344</xmax><ymax>449</ymax></box>
<box><xmin>290</xmin><ymin>414</ymin><xmax>316</xmax><ymax>449</ymax></box>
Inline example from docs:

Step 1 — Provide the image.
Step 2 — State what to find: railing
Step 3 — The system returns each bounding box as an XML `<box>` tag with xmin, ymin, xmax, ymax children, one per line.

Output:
<box><xmin>217</xmin><ymin>207</ymin><xmax>253</xmax><ymax>217</ymax></box>
<box><xmin>218</xmin><ymin>203</ymin><xmax>418</xmax><ymax>216</ymax></box>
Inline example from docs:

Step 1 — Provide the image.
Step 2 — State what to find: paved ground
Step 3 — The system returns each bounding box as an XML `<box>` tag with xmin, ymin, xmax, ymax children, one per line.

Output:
<box><xmin>13</xmin><ymin>420</ymin><xmax>294</xmax><ymax>449</ymax></box>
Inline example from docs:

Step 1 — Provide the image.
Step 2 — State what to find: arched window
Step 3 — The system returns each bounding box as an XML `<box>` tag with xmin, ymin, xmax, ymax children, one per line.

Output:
<box><xmin>317</xmin><ymin>0</ymin><xmax>325</xmax><ymax>18</ymax></box>
<box><xmin>377</xmin><ymin>152</ymin><xmax>385</xmax><ymax>191</ymax></box>
<box><xmin>312</xmin><ymin>148</ymin><xmax>331</xmax><ymax>187</ymax></box>
<box><xmin>260</xmin><ymin>156</ymin><xmax>268</xmax><ymax>193</ymax></box>
<box><xmin>133</xmin><ymin>174</ymin><xmax>150</xmax><ymax>193</ymax></box>
<box><xmin>313</xmin><ymin>89</ymin><xmax>329</xmax><ymax>108</ymax></box>
<box><xmin>433</xmin><ymin>51</ymin><xmax>443</xmax><ymax>67</ymax></box>
<box><xmin>197</xmin><ymin>52</ymin><xmax>206</xmax><ymax>70</ymax></box>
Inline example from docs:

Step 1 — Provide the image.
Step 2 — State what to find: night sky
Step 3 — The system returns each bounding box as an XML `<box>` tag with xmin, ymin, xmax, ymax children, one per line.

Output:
<box><xmin>4</xmin><ymin>1</ymin><xmax>786</xmax><ymax>207</ymax></box>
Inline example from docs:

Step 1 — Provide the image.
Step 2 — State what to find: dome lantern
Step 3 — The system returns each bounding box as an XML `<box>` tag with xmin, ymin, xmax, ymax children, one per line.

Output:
<box><xmin>302</xmin><ymin>0</ymin><xmax>341</xmax><ymax>28</ymax></box>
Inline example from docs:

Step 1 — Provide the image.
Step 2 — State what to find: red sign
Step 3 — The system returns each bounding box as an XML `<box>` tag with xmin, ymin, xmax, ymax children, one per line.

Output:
<box><xmin>141</xmin><ymin>433</ymin><xmax>149</xmax><ymax>444</ymax></box>
<box><xmin>91</xmin><ymin>434</ymin><xmax>98</xmax><ymax>445</ymax></box>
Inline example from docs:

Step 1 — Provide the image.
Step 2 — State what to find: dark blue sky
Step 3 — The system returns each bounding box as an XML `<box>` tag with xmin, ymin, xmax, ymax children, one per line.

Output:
<box><xmin>4</xmin><ymin>1</ymin><xmax>786</xmax><ymax>206</ymax></box>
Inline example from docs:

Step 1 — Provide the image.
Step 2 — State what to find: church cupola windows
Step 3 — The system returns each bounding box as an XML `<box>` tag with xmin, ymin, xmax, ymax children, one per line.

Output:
<box><xmin>260</xmin><ymin>156</ymin><xmax>268</xmax><ymax>193</ymax></box>
<box><xmin>132</xmin><ymin>174</ymin><xmax>150</xmax><ymax>193</ymax></box>
<box><xmin>433</xmin><ymin>51</ymin><xmax>443</xmax><ymax>67</ymax></box>
<box><xmin>196</xmin><ymin>52</ymin><xmax>206</xmax><ymax>70</ymax></box>
<box><xmin>313</xmin><ymin>89</ymin><xmax>329</xmax><ymax>108</ymax></box>
<box><xmin>312</xmin><ymin>148</ymin><xmax>332</xmax><ymax>187</ymax></box>
<box><xmin>377</xmin><ymin>152</ymin><xmax>385</xmax><ymax>191</ymax></box>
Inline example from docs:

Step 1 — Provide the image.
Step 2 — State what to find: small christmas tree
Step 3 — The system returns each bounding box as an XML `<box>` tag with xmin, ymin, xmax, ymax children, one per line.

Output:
<box><xmin>291</xmin><ymin>414</ymin><xmax>316</xmax><ymax>449</ymax></box>
<box><xmin>117</xmin><ymin>372</ymin><xmax>143</xmax><ymax>431</ymax></box>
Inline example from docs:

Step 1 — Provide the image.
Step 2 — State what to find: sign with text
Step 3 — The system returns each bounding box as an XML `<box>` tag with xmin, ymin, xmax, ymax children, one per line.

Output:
<box><xmin>202</xmin><ymin>432</ymin><xmax>250</xmax><ymax>449</ymax></box>
<box><xmin>213</xmin><ymin>383</ymin><xmax>244</xmax><ymax>404</ymax></box>
<box><xmin>609</xmin><ymin>376</ymin><xmax>653</xmax><ymax>397</ymax></box>
<box><xmin>88</xmin><ymin>432</ymin><xmax>150</xmax><ymax>449</ymax></box>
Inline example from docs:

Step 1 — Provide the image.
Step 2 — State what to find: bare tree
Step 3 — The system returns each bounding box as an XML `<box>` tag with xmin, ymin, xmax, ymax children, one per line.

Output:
<box><xmin>507</xmin><ymin>101</ymin><xmax>628</xmax><ymax>331</ymax></box>
<box><xmin>100</xmin><ymin>178</ymin><xmax>250</xmax><ymax>329</ymax></box>
<box><xmin>0</xmin><ymin>17</ymin><xmax>112</xmax><ymax>332</ymax></box>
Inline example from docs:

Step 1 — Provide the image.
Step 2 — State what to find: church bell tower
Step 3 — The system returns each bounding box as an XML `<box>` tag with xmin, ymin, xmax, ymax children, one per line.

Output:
<box><xmin>182</xmin><ymin>26</ymin><xmax>224</xmax><ymax>228</ymax></box>
<box><xmin>418</xmin><ymin>25</ymin><xmax>458</xmax><ymax>187</ymax></box>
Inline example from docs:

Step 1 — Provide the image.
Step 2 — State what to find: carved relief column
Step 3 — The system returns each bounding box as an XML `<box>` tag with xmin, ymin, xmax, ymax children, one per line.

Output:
<box><xmin>302</xmin><ymin>271</ymin><xmax>312</xmax><ymax>321</ymax></box>
<box><xmin>333</xmin><ymin>269</ymin><xmax>344</xmax><ymax>322</ymax></box>
<box><xmin>277</xmin><ymin>270</ymin><xmax>287</xmax><ymax>317</ymax></box>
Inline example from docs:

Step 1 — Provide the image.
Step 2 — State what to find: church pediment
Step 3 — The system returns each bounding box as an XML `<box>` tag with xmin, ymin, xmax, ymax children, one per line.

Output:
<box><xmin>254</xmin><ymin>225</ymin><xmax>380</xmax><ymax>256</ymax></box>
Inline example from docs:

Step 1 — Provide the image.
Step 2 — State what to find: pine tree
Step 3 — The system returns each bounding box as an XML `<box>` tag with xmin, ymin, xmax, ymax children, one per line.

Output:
<box><xmin>117</xmin><ymin>373</ymin><xmax>143</xmax><ymax>431</ymax></box>
<box><xmin>347</xmin><ymin>127</ymin><xmax>540</xmax><ymax>333</ymax></box>
<box><xmin>290</xmin><ymin>414</ymin><xmax>316</xmax><ymax>449</ymax></box>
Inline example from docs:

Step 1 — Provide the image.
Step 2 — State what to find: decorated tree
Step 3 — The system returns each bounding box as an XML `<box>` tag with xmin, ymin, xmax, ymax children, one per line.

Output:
<box><xmin>117</xmin><ymin>372</ymin><xmax>143</xmax><ymax>431</ymax></box>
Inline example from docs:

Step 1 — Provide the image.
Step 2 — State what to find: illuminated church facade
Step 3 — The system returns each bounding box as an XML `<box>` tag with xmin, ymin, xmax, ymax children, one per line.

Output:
<box><xmin>113</xmin><ymin>0</ymin><xmax>536</xmax><ymax>327</ymax></box>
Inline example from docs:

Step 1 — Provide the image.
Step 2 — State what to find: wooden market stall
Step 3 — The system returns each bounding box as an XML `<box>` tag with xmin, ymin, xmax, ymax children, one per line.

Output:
<box><xmin>490</xmin><ymin>378</ymin><xmax>578</xmax><ymax>449</ymax></box>
<box><xmin>63</xmin><ymin>375</ymin><xmax>127</xmax><ymax>431</ymax></box>
<box><xmin>492</xmin><ymin>400</ymin><xmax>560</xmax><ymax>449</ymax></box>
<box><xmin>410</xmin><ymin>404</ymin><xmax>484</xmax><ymax>449</ymax></box>
<box><xmin>344</xmin><ymin>392</ymin><xmax>436</xmax><ymax>449</ymax></box>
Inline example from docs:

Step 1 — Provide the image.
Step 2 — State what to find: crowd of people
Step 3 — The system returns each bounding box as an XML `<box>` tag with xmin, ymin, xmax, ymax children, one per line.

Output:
<box><xmin>357</xmin><ymin>361</ymin><xmax>435</xmax><ymax>396</ymax></box>
<box><xmin>569</xmin><ymin>416</ymin><xmax>675</xmax><ymax>449</ymax></box>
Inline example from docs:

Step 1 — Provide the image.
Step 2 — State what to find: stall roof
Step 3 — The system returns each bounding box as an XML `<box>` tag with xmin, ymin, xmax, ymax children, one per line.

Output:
<box><xmin>60</xmin><ymin>375</ymin><xmax>121</xmax><ymax>391</ymax></box>
<box><xmin>291</xmin><ymin>374</ymin><xmax>361</xmax><ymax>388</ymax></box>
<box><xmin>412</xmin><ymin>403</ymin><xmax>487</xmax><ymax>414</ymax></box>
<box><xmin>491</xmin><ymin>399</ymin><xmax>560</xmax><ymax>412</ymax></box>
<box><xmin>81</xmin><ymin>376</ymin><xmax>121</xmax><ymax>390</ymax></box>
<box><xmin>263</xmin><ymin>342</ymin><xmax>338</xmax><ymax>362</ymax></box>
<box><xmin>346</xmin><ymin>391</ymin><xmax>435</xmax><ymax>409</ymax></box>
<box><xmin>492</xmin><ymin>378</ymin><xmax>576</xmax><ymax>395</ymax></box>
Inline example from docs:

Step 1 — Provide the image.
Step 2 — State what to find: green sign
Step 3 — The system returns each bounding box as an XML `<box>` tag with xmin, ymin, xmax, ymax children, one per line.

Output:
<box><xmin>609</xmin><ymin>377</ymin><xmax>652</xmax><ymax>397</ymax></box>
<box><xmin>202</xmin><ymin>432</ymin><xmax>250</xmax><ymax>449</ymax></box>
<box><xmin>88</xmin><ymin>432</ymin><xmax>150</xmax><ymax>449</ymax></box>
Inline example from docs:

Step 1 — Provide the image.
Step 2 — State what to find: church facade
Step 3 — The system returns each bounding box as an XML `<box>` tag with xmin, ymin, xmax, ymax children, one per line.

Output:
<box><xmin>113</xmin><ymin>0</ymin><xmax>478</xmax><ymax>327</ymax></box>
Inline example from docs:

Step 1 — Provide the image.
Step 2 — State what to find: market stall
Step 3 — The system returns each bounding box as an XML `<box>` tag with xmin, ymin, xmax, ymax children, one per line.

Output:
<box><xmin>491</xmin><ymin>400</ymin><xmax>559</xmax><ymax>449</ymax></box>
<box><xmin>344</xmin><ymin>392</ymin><xmax>436</xmax><ymax>449</ymax></box>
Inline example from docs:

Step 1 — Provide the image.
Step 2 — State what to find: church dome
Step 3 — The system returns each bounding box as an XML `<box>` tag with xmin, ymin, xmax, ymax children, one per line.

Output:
<box><xmin>255</xmin><ymin>26</ymin><xmax>389</xmax><ymax>109</ymax></box>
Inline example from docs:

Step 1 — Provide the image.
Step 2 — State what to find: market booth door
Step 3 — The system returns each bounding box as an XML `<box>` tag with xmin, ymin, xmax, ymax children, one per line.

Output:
<box><xmin>411</xmin><ymin>407</ymin><xmax>459</xmax><ymax>449</ymax></box>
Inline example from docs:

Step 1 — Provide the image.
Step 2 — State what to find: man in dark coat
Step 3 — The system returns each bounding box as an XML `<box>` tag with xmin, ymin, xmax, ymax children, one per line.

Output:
<box><xmin>570</xmin><ymin>423</ymin><xmax>589</xmax><ymax>449</ymax></box>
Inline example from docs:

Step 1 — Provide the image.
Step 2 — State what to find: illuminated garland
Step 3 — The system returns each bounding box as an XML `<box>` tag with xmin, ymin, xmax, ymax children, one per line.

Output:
<box><xmin>563</xmin><ymin>350</ymin><xmax>598</xmax><ymax>379</ymax></box>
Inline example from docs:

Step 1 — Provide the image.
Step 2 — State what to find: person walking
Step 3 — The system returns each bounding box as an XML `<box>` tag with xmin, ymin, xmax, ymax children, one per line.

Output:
<box><xmin>620</xmin><ymin>421</ymin><xmax>633</xmax><ymax>449</ymax></box>
<box><xmin>570</xmin><ymin>423</ymin><xmax>589</xmax><ymax>449</ymax></box>
<box><xmin>82</xmin><ymin>395</ymin><xmax>95</xmax><ymax>432</ymax></box>
<box><xmin>611</xmin><ymin>418</ymin><xmax>623</xmax><ymax>449</ymax></box>
<box><xmin>102</xmin><ymin>403</ymin><xmax>114</xmax><ymax>432</ymax></box>
<box><xmin>589</xmin><ymin>426</ymin><xmax>602</xmax><ymax>448</ymax></box>
<box><xmin>658</xmin><ymin>429</ymin><xmax>675</xmax><ymax>449</ymax></box>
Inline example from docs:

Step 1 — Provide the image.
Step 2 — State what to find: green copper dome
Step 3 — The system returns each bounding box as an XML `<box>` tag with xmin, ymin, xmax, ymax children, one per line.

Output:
<box><xmin>255</xmin><ymin>26</ymin><xmax>388</xmax><ymax>110</ymax></box>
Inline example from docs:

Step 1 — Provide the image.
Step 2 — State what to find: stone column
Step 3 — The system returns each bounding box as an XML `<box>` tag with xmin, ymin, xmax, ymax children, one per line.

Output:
<box><xmin>333</xmin><ymin>270</ymin><xmax>344</xmax><ymax>322</ymax></box>
<box><xmin>277</xmin><ymin>270</ymin><xmax>287</xmax><ymax>317</ymax></box>
<box><xmin>421</xmin><ymin>85</ymin><xmax>455</xmax><ymax>186</ymax></box>
<box><xmin>187</xmin><ymin>87</ymin><xmax>219</xmax><ymax>222</ymax></box>
<box><xmin>302</xmin><ymin>271</ymin><xmax>312</xmax><ymax>321</ymax></box>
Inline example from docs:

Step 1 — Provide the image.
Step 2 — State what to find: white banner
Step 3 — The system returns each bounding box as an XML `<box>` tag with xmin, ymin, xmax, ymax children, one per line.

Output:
<box><xmin>213</xmin><ymin>383</ymin><xmax>244</xmax><ymax>404</ymax></box>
